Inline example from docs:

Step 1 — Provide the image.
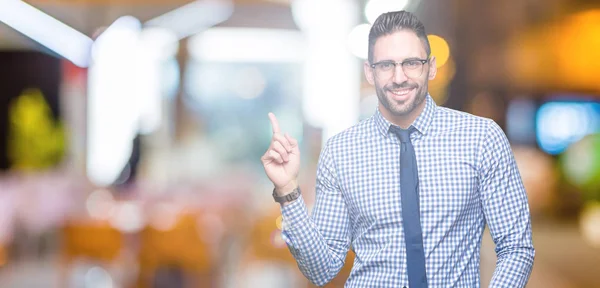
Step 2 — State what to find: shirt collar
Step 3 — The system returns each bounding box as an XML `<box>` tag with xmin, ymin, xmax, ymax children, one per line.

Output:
<box><xmin>373</xmin><ymin>94</ymin><xmax>437</xmax><ymax>138</ymax></box>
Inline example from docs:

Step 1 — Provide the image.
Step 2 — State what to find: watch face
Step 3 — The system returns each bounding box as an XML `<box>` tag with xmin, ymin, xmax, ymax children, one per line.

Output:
<box><xmin>288</xmin><ymin>189</ymin><xmax>300</xmax><ymax>200</ymax></box>
<box><xmin>274</xmin><ymin>187</ymin><xmax>300</xmax><ymax>203</ymax></box>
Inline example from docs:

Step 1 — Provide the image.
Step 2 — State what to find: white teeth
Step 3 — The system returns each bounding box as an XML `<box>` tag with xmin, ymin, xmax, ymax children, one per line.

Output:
<box><xmin>391</xmin><ymin>89</ymin><xmax>411</xmax><ymax>96</ymax></box>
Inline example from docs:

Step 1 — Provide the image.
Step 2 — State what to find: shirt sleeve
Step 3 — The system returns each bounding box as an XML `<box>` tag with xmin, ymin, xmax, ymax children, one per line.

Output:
<box><xmin>478</xmin><ymin>120</ymin><xmax>535</xmax><ymax>288</ymax></box>
<box><xmin>280</xmin><ymin>141</ymin><xmax>351</xmax><ymax>286</ymax></box>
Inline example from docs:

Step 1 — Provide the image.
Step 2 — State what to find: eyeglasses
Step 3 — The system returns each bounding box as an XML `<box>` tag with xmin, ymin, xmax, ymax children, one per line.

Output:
<box><xmin>370</xmin><ymin>58</ymin><xmax>429</xmax><ymax>79</ymax></box>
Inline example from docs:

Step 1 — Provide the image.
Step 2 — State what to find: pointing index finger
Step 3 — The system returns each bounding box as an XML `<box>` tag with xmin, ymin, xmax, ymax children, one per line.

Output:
<box><xmin>268</xmin><ymin>112</ymin><xmax>280</xmax><ymax>134</ymax></box>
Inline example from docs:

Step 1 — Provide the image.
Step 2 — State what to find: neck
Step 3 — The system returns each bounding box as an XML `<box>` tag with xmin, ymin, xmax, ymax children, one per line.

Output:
<box><xmin>380</xmin><ymin>97</ymin><xmax>427</xmax><ymax>129</ymax></box>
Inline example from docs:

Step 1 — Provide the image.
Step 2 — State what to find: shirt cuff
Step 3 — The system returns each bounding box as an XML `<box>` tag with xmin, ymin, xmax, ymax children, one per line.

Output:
<box><xmin>280</xmin><ymin>195</ymin><xmax>309</xmax><ymax>230</ymax></box>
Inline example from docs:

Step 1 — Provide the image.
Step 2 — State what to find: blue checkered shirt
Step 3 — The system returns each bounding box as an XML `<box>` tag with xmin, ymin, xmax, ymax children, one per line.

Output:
<box><xmin>280</xmin><ymin>95</ymin><xmax>535</xmax><ymax>287</ymax></box>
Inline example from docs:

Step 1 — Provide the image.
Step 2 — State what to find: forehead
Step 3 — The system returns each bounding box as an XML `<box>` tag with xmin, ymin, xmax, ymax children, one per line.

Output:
<box><xmin>372</xmin><ymin>30</ymin><xmax>428</xmax><ymax>62</ymax></box>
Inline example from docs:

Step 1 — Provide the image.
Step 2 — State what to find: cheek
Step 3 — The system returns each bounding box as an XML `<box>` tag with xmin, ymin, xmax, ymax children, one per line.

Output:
<box><xmin>375</xmin><ymin>78</ymin><xmax>388</xmax><ymax>90</ymax></box>
<box><xmin>415</xmin><ymin>77</ymin><xmax>427</xmax><ymax>88</ymax></box>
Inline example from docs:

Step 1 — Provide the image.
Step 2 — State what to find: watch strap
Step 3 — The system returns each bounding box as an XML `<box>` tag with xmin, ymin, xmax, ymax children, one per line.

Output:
<box><xmin>273</xmin><ymin>186</ymin><xmax>301</xmax><ymax>204</ymax></box>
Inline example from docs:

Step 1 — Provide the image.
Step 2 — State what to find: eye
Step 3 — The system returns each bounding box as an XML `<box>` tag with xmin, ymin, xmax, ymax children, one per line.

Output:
<box><xmin>379</xmin><ymin>62</ymin><xmax>394</xmax><ymax>70</ymax></box>
<box><xmin>404</xmin><ymin>60</ymin><xmax>420</xmax><ymax>67</ymax></box>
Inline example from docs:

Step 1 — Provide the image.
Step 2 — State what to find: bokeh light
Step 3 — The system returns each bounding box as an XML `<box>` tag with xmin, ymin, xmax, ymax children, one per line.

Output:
<box><xmin>561</xmin><ymin>133</ymin><xmax>600</xmax><ymax>194</ymax></box>
<box><xmin>580</xmin><ymin>202</ymin><xmax>600</xmax><ymax>248</ymax></box>
<box><xmin>536</xmin><ymin>102</ymin><xmax>600</xmax><ymax>155</ymax></box>
<box><xmin>513</xmin><ymin>146</ymin><xmax>558</xmax><ymax>215</ymax></box>
<box><xmin>507</xmin><ymin>9</ymin><xmax>600</xmax><ymax>92</ymax></box>
<box><xmin>86</xmin><ymin>189</ymin><xmax>116</xmax><ymax>220</ymax></box>
<box><xmin>84</xmin><ymin>266</ymin><xmax>114</xmax><ymax>288</ymax></box>
<box><xmin>109</xmin><ymin>201</ymin><xmax>144</xmax><ymax>233</ymax></box>
<box><xmin>148</xmin><ymin>202</ymin><xmax>180</xmax><ymax>231</ymax></box>
<box><xmin>348</xmin><ymin>23</ymin><xmax>371</xmax><ymax>60</ymax></box>
<box><xmin>275</xmin><ymin>215</ymin><xmax>283</xmax><ymax>230</ymax></box>
<box><xmin>554</xmin><ymin>10</ymin><xmax>600</xmax><ymax>91</ymax></box>
<box><xmin>270</xmin><ymin>230</ymin><xmax>286</xmax><ymax>248</ymax></box>
<box><xmin>364</xmin><ymin>0</ymin><xmax>410</xmax><ymax>24</ymax></box>
<box><xmin>428</xmin><ymin>57</ymin><xmax>455</xmax><ymax>105</ymax></box>
<box><xmin>427</xmin><ymin>34</ymin><xmax>450</xmax><ymax>68</ymax></box>
<box><xmin>231</xmin><ymin>66</ymin><xmax>267</xmax><ymax>100</ymax></box>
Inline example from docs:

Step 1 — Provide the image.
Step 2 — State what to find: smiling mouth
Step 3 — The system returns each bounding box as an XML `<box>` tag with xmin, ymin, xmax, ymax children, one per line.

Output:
<box><xmin>387</xmin><ymin>86</ymin><xmax>416</xmax><ymax>99</ymax></box>
<box><xmin>389</xmin><ymin>88</ymin><xmax>414</xmax><ymax>96</ymax></box>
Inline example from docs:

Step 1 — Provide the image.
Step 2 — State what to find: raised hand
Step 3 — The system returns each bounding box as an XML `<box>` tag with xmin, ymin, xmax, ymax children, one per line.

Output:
<box><xmin>261</xmin><ymin>113</ymin><xmax>300</xmax><ymax>194</ymax></box>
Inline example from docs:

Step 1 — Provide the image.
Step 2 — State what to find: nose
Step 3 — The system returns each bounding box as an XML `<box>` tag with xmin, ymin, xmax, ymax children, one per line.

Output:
<box><xmin>392</xmin><ymin>64</ymin><xmax>408</xmax><ymax>83</ymax></box>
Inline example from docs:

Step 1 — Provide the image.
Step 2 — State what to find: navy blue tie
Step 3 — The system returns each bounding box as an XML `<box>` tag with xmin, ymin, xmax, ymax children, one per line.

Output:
<box><xmin>392</xmin><ymin>126</ymin><xmax>428</xmax><ymax>287</ymax></box>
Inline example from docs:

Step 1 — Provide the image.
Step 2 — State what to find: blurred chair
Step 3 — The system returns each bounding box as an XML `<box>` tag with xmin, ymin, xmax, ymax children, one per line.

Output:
<box><xmin>240</xmin><ymin>207</ymin><xmax>356</xmax><ymax>288</ymax></box>
<box><xmin>136</xmin><ymin>212</ymin><xmax>216</xmax><ymax>288</ymax></box>
<box><xmin>247</xmin><ymin>214</ymin><xmax>295</xmax><ymax>263</ymax></box>
<box><xmin>59</xmin><ymin>220</ymin><xmax>124</xmax><ymax>287</ymax></box>
<box><xmin>235</xmin><ymin>208</ymin><xmax>306</xmax><ymax>288</ymax></box>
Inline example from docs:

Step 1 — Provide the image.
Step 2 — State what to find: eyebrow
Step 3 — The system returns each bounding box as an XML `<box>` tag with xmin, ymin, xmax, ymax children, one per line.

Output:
<box><xmin>402</xmin><ymin>57</ymin><xmax>425</xmax><ymax>61</ymax></box>
<box><xmin>375</xmin><ymin>57</ymin><xmax>425</xmax><ymax>63</ymax></box>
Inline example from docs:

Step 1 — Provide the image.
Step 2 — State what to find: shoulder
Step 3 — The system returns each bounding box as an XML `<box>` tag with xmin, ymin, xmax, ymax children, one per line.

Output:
<box><xmin>324</xmin><ymin>115</ymin><xmax>377</xmax><ymax>152</ymax></box>
<box><xmin>433</xmin><ymin>106</ymin><xmax>492</xmax><ymax>131</ymax></box>
<box><xmin>431</xmin><ymin>106</ymin><xmax>507</xmax><ymax>142</ymax></box>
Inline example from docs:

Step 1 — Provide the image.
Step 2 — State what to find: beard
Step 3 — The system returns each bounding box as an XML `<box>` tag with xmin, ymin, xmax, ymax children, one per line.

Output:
<box><xmin>376</xmin><ymin>79</ymin><xmax>428</xmax><ymax>117</ymax></box>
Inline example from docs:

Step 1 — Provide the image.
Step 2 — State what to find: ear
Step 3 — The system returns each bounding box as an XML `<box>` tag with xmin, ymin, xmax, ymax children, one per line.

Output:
<box><xmin>364</xmin><ymin>61</ymin><xmax>375</xmax><ymax>85</ymax></box>
<box><xmin>428</xmin><ymin>55</ymin><xmax>437</xmax><ymax>80</ymax></box>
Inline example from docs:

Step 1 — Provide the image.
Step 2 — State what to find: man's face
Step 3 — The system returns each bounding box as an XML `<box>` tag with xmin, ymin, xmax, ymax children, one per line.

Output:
<box><xmin>364</xmin><ymin>30</ymin><xmax>437</xmax><ymax>118</ymax></box>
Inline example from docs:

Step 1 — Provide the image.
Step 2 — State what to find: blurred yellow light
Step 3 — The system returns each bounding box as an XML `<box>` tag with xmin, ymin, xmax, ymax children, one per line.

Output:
<box><xmin>554</xmin><ymin>9</ymin><xmax>600</xmax><ymax>91</ymax></box>
<box><xmin>275</xmin><ymin>215</ymin><xmax>283</xmax><ymax>230</ymax></box>
<box><xmin>580</xmin><ymin>202</ymin><xmax>600</xmax><ymax>248</ymax></box>
<box><xmin>427</xmin><ymin>34</ymin><xmax>450</xmax><ymax>68</ymax></box>
<box><xmin>506</xmin><ymin>9</ymin><xmax>600</xmax><ymax>92</ymax></box>
<box><xmin>428</xmin><ymin>56</ymin><xmax>455</xmax><ymax>105</ymax></box>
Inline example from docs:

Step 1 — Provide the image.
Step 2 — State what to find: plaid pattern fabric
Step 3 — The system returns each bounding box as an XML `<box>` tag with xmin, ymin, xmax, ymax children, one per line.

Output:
<box><xmin>281</xmin><ymin>95</ymin><xmax>535</xmax><ymax>287</ymax></box>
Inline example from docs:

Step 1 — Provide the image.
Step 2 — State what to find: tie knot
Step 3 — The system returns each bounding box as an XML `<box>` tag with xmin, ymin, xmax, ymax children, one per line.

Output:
<box><xmin>390</xmin><ymin>126</ymin><xmax>414</xmax><ymax>143</ymax></box>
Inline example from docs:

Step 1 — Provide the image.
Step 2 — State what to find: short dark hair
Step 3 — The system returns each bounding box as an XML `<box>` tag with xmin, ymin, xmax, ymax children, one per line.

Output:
<box><xmin>368</xmin><ymin>10</ymin><xmax>431</xmax><ymax>63</ymax></box>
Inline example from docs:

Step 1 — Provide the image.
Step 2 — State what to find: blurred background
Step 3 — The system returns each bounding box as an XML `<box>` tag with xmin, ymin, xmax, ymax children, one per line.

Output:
<box><xmin>0</xmin><ymin>0</ymin><xmax>599</xmax><ymax>287</ymax></box>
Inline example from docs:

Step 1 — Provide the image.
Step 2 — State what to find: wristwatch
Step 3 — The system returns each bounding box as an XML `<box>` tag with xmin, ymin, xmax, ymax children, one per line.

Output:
<box><xmin>273</xmin><ymin>186</ymin><xmax>301</xmax><ymax>204</ymax></box>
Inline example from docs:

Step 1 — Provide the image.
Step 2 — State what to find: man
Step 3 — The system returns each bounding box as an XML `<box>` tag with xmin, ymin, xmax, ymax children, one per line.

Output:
<box><xmin>261</xmin><ymin>10</ymin><xmax>534</xmax><ymax>288</ymax></box>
